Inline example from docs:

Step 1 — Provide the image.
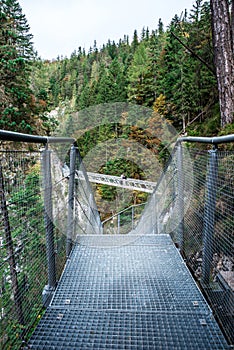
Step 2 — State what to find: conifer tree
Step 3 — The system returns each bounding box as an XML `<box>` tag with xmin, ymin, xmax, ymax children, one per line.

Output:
<box><xmin>107</xmin><ymin>58</ymin><xmax>127</xmax><ymax>102</ymax></box>
<box><xmin>0</xmin><ymin>0</ymin><xmax>36</xmax><ymax>132</ymax></box>
<box><xmin>147</xmin><ymin>20</ymin><xmax>167</xmax><ymax>104</ymax></box>
<box><xmin>127</xmin><ymin>41</ymin><xmax>155</xmax><ymax>106</ymax></box>
<box><xmin>132</xmin><ymin>30</ymin><xmax>139</xmax><ymax>52</ymax></box>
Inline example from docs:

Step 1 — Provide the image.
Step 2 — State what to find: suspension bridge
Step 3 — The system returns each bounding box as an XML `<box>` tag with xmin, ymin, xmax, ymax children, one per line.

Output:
<box><xmin>0</xmin><ymin>130</ymin><xmax>233</xmax><ymax>349</ymax></box>
<box><xmin>62</xmin><ymin>165</ymin><xmax>156</xmax><ymax>193</ymax></box>
<box><xmin>80</xmin><ymin>172</ymin><xmax>156</xmax><ymax>193</ymax></box>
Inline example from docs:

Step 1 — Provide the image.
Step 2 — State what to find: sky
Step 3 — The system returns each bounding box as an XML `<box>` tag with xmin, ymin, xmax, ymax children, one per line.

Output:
<box><xmin>18</xmin><ymin>0</ymin><xmax>195</xmax><ymax>60</ymax></box>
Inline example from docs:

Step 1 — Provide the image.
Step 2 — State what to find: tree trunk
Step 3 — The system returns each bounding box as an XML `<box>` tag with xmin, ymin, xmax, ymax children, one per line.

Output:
<box><xmin>210</xmin><ymin>0</ymin><xmax>234</xmax><ymax>127</ymax></box>
<box><xmin>231</xmin><ymin>0</ymin><xmax>234</xmax><ymax>51</ymax></box>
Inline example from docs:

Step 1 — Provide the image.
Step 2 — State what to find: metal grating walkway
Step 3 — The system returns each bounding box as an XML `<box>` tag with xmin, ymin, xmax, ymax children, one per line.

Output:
<box><xmin>29</xmin><ymin>235</ymin><xmax>229</xmax><ymax>349</ymax></box>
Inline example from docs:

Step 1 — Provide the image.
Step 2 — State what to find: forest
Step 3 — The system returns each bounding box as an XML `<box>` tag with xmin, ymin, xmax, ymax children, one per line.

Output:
<box><xmin>1</xmin><ymin>0</ymin><xmax>233</xmax><ymax>135</ymax></box>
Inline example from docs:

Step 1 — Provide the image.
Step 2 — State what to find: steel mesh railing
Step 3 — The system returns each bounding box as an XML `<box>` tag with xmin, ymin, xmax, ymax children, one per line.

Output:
<box><xmin>74</xmin><ymin>151</ymin><xmax>102</xmax><ymax>237</ymax></box>
<box><xmin>102</xmin><ymin>203</ymin><xmax>146</xmax><ymax>235</ymax></box>
<box><xmin>0</xmin><ymin>149</ymin><xmax>47</xmax><ymax>348</ymax></box>
<box><xmin>0</xmin><ymin>133</ymin><xmax>102</xmax><ymax>349</ymax></box>
<box><xmin>133</xmin><ymin>144</ymin><xmax>193</xmax><ymax>239</ymax></box>
<box><xmin>132</xmin><ymin>139</ymin><xmax>234</xmax><ymax>345</ymax></box>
<box><xmin>65</xmin><ymin>146</ymin><xmax>102</xmax><ymax>255</ymax></box>
<box><xmin>182</xmin><ymin>148</ymin><xmax>234</xmax><ymax>344</ymax></box>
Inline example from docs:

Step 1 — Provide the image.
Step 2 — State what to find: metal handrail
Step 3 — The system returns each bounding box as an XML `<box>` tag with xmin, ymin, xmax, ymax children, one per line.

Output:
<box><xmin>1</xmin><ymin>129</ymin><xmax>233</xmax><ymax>147</ymax></box>
<box><xmin>0</xmin><ymin>129</ymin><xmax>75</xmax><ymax>144</ymax></box>
<box><xmin>177</xmin><ymin>134</ymin><xmax>234</xmax><ymax>145</ymax></box>
<box><xmin>102</xmin><ymin>203</ymin><xmax>146</xmax><ymax>225</ymax></box>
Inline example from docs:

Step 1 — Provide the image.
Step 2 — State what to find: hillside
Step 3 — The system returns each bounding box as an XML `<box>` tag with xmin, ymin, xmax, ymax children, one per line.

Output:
<box><xmin>1</xmin><ymin>0</ymin><xmax>234</xmax><ymax>216</ymax></box>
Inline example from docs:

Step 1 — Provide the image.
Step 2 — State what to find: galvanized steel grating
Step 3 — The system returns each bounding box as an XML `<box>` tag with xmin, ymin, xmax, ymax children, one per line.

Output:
<box><xmin>29</xmin><ymin>235</ymin><xmax>229</xmax><ymax>349</ymax></box>
<box><xmin>29</xmin><ymin>309</ymin><xmax>227</xmax><ymax>350</ymax></box>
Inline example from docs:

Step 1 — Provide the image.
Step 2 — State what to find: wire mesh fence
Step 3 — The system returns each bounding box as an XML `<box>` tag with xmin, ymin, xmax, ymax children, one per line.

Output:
<box><xmin>0</xmin><ymin>149</ymin><xmax>47</xmax><ymax>348</ymax></box>
<box><xmin>182</xmin><ymin>148</ymin><xmax>234</xmax><ymax>345</ymax></box>
<box><xmin>73</xmin><ymin>149</ymin><xmax>102</xmax><ymax>237</ymax></box>
<box><xmin>132</xmin><ymin>142</ymin><xmax>234</xmax><ymax>345</ymax></box>
<box><xmin>0</xmin><ymin>141</ymin><xmax>102</xmax><ymax>349</ymax></box>
<box><xmin>132</xmin><ymin>144</ymin><xmax>193</xmax><ymax>238</ymax></box>
<box><xmin>102</xmin><ymin>203</ymin><xmax>145</xmax><ymax>235</ymax></box>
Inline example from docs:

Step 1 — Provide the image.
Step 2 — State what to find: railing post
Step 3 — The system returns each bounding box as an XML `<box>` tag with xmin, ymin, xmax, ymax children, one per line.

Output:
<box><xmin>153</xmin><ymin>194</ymin><xmax>157</xmax><ymax>234</ymax></box>
<box><xmin>202</xmin><ymin>146</ymin><xmax>218</xmax><ymax>285</ymax></box>
<box><xmin>86</xmin><ymin>193</ymin><xmax>93</xmax><ymax>233</ymax></box>
<box><xmin>41</xmin><ymin>146</ymin><xmax>56</xmax><ymax>307</ymax></box>
<box><xmin>132</xmin><ymin>205</ymin><xmax>134</xmax><ymax>230</ymax></box>
<box><xmin>177</xmin><ymin>142</ymin><xmax>185</xmax><ymax>252</ymax></box>
<box><xmin>155</xmin><ymin>192</ymin><xmax>161</xmax><ymax>234</ymax></box>
<box><xmin>66</xmin><ymin>145</ymin><xmax>77</xmax><ymax>258</ymax></box>
<box><xmin>117</xmin><ymin>214</ymin><xmax>120</xmax><ymax>234</ymax></box>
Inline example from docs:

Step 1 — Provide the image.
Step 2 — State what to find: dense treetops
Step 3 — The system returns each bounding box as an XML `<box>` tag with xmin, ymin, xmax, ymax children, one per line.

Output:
<box><xmin>1</xmin><ymin>0</ymin><xmax>233</xmax><ymax>137</ymax></box>
<box><xmin>0</xmin><ymin>0</ymin><xmax>36</xmax><ymax>132</ymax></box>
<box><xmin>31</xmin><ymin>1</ymin><xmax>222</xmax><ymax>136</ymax></box>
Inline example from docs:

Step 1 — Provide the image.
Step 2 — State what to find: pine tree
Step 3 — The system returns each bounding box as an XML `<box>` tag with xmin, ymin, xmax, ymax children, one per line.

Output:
<box><xmin>107</xmin><ymin>58</ymin><xmax>127</xmax><ymax>102</ymax></box>
<box><xmin>0</xmin><ymin>0</ymin><xmax>35</xmax><ymax>132</ymax></box>
<box><xmin>78</xmin><ymin>81</ymin><xmax>91</xmax><ymax>109</ymax></box>
<box><xmin>127</xmin><ymin>41</ymin><xmax>155</xmax><ymax>106</ymax></box>
<box><xmin>147</xmin><ymin>20</ymin><xmax>167</xmax><ymax>104</ymax></box>
<box><xmin>131</xmin><ymin>30</ymin><xmax>139</xmax><ymax>52</ymax></box>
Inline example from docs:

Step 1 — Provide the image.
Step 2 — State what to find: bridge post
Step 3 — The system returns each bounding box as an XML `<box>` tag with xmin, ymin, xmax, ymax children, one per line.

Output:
<box><xmin>132</xmin><ymin>205</ymin><xmax>134</xmax><ymax>230</ymax></box>
<box><xmin>202</xmin><ymin>147</ymin><xmax>218</xmax><ymax>285</ymax></box>
<box><xmin>177</xmin><ymin>142</ymin><xmax>185</xmax><ymax>253</ymax></box>
<box><xmin>66</xmin><ymin>145</ymin><xmax>77</xmax><ymax>258</ymax></box>
<box><xmin>153</xmin><ymin>194</ymin><xmax>157</xmax><ymax>234</ymax></box>
<box><xmin>41</xmin><ymin>146</ymin><xmax>56</xmax><ymax>307</ymax></box>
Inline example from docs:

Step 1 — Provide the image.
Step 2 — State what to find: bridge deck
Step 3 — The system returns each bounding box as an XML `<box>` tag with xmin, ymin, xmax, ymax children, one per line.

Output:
<box><xmin>29</xmin><ymin>234</ymin><xmax>229</xmax><ymax>349</ymax></box>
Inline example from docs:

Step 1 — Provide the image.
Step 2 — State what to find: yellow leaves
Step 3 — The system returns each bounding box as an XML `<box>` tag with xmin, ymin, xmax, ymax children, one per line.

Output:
<box><xmin>183</xmin><ymin>32</ymin><xmax>190</xmax><ymax>38</ymax></box>
<box><xmin>179</xmin><ymin>22</ymin><xmax>190</xmax><ymax>38</ymax></box>
<box><xmin>153</xmin><ymin>94</ymin><xmax>168</xmax><ymax>116</ymax></box>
